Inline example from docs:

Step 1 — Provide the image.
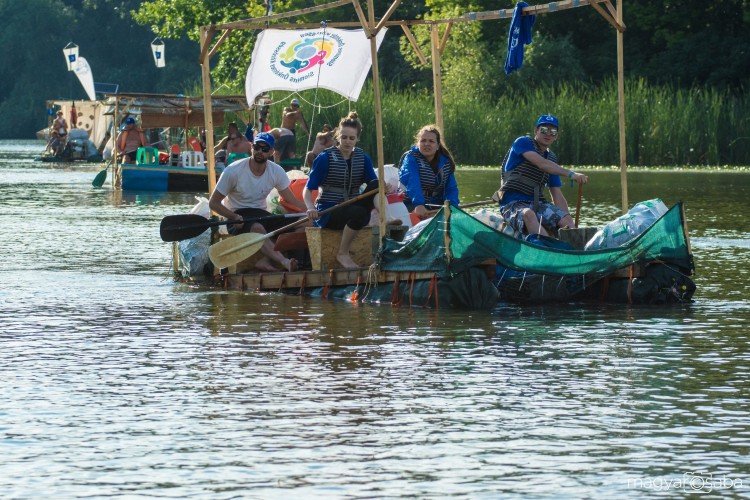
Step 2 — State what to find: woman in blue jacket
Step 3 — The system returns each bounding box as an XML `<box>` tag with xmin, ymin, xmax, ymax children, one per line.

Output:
<box><xmin>398</xmin><ymin>124</ymin><xmax>460</xmax><ymax>218</ymax></box>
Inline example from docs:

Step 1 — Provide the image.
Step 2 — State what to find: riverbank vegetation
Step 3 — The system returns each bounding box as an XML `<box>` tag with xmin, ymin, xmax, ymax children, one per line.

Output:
<box><xmin>255</xmin><ymin>80</ymin><xmax>749</xmax><ymax>167</ymax></box>
<box><xmin>3</xmin><ymin>1</ymin><xmax>748</xmax><ymax>167</ymax></box>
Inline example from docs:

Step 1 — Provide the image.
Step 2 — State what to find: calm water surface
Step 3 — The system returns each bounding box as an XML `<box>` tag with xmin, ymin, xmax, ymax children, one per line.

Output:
<box><xmin>1</xmin><ymin>140</ymin><xmax>749</xmax><ymax>498</ymax></box>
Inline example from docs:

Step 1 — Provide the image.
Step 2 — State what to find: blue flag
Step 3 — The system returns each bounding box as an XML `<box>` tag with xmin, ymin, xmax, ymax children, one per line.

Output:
<box><xmin>504</xmin><ymin>2</ymin><xmax>535</xmax><ymax>75</ymax></box>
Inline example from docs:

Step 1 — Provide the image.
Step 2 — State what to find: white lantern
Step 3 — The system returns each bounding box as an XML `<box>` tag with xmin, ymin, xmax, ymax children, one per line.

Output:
<box><xmin>151</xmin><ymin>38</ymin><xmax>165</xmax><ymax>68</ymax></box>
<box><xmin>63</xmin><ymin>42</ymin><xmax>79</xmax><ymax>71</ymax></box>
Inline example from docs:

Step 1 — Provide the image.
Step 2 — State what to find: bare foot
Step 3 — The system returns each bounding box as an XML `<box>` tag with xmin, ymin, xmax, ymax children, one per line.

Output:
<box><xmin>254</xmin><ymin>256</ymin><xmax>280</xmax><ymax>272</ymax></box>
<box><xmin>336</xmin><ymin>253</ymin><xmax>360</xmax><ymax>269</ymax></box>
<box><xmin>282</xmin><ymin>257</ymin><xmax>298</xmax><ymax>272</ymax></box>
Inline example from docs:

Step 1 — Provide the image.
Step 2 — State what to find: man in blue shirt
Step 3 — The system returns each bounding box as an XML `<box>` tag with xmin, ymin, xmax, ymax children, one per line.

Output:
<box><xmin>497</xmin><ymin>114</ymin><xmax>588</xmax><ymax>236</ymax></box>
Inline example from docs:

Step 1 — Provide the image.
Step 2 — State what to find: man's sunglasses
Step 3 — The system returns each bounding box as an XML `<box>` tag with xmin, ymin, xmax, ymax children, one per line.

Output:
<box><xmin>254</xmin><ymin>144</ymin><xmax>271</xmax><ymax>152</ymax></box>
<box><xmin>538</xmin><ymin>126</ymin><xmax>558</xmax><ymax>137</ymax></box>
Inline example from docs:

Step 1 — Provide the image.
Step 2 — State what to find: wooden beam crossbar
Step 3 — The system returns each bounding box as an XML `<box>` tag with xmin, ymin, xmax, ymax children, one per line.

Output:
<box><xmin>590</xmin><ymin>0</ymin><xmax>625</xmax><ymax>32</ymax></box>
<box><xmin>208</xmin><ymin>28</ymin><xmax>234</xmax><ymax>60</ymax></box>
<box><xmin>401</xmin><ymin>25</ymin><xmax>427</xmax><ymax>65</ymax></box>
<box><xmin>211</xmin><ymin>0</ymin><xmax>351</xmax><ymax>31</ymax></box>
<box><xmin>209</xmin><ymin>0</ymin><xmax>615</xmax><ymax>31</ymax></box>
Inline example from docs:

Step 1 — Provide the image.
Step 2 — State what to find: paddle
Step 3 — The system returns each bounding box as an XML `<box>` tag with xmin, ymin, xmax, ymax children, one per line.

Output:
<box><xmin>92</xmin><ymin>159</ymin><xmax>111</xmax><ymax>188</ymax></box>
<box><xmin>209</xmin><ymin>189</ymin><xmax>377</xmax><ymax>269</ymax></box>
<box><xmin>160</xmin><ymin>212</ymin><xmax>306</xmax><ymax>242</ymax></box>
<box><xmin>575</xmin><ymin>183</ymin><xmax>583</xmax><ymax>227</ymax></box>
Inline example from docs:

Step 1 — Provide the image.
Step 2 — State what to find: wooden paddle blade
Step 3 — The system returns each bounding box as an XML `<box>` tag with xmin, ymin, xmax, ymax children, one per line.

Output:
<box><xmin>159</xmin><ymin>214</ymin><xmax>211</xmax><ymax>242</ymax></box>
<box><xmin>209</xmin><ymin>232</ymin><xmax>268</xmax><ymax>268</ymax></box>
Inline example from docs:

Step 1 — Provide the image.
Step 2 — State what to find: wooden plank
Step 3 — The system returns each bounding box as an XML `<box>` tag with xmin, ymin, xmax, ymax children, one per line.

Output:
<box><xmin>225</xmin><ymin>269</ymin><xmax>437</xmax><ymax>291</ymax></box>
<box><xmin>616</xmin><ymin>0</ymin><xmax>627</xmax><ymax>213</ymax></box>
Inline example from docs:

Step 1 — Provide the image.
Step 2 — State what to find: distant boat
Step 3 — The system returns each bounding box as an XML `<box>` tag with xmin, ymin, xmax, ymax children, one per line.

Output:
<box><xmin>36</xmin><ymin>100</ymin><xmax>108</xmax><ymax>163</ymax></box>
<box><xmin>103</xmin><ymin>93</ymin><xmax>248</xmax><ymax>191</ymax></box>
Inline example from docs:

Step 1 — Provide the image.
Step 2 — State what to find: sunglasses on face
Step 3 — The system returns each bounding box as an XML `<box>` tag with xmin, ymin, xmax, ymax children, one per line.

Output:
<box><xmin>254</xmin><ymin>144</ymin><xmax>271</xmax><ymax>153</ymax></box>
<box><xmin>538</xmin><ymin>126</ymin><xmax>559</xmax><ymax>137</ymax></box>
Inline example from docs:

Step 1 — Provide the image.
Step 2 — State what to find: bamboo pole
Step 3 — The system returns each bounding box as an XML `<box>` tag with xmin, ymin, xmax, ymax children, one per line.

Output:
<box><xmin>200</xmin><ymin>26</ymin><xmax>218</xmax><ymax>194</ymax></box>
<box><xmin>430</xmin><ymin>25</ymin><xmax>444</xmax><ymax>133</ymax></box>
<box><xmin>617</xmin><ymin>0</ymin><xmax>628</xmax><ymax>213</ymax></box>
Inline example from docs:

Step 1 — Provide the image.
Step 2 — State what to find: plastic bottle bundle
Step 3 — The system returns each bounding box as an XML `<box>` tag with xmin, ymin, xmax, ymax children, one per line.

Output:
<box><xmin>177</xmin><ymin>196</ymin><xmax>211</xmax><ymax>277</ymax></box>
<box><xmin>584</xmin><ymin>198</ymin><xmax>668</xmax><ymax>250</ymax></box>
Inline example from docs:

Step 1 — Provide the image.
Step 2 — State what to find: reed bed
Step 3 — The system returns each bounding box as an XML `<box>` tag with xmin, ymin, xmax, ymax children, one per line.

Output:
<box><xmin>235</xmin><ymin>79</ymin><xmax>749</xmax><ymax>167</ymax></box>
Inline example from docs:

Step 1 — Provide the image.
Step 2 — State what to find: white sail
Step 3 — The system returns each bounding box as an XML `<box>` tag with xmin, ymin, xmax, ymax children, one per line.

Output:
<box><xmin>74</xmin><ymin>57</ymin><xmax>97</xmax><ymax>101</ymax></box>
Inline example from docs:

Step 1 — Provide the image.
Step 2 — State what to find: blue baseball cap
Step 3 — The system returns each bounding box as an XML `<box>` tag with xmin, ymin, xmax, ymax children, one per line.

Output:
<box><xmin>253</xmin><ymin>131</ymin><xmax>275</xmax><ymax>149</ymax></box>
<box><xmin>536</xmin><ymin>114</ymin><xmax>559</xmax><ymax>128</ymax></box>
<box><xmin>124</xmin><ymin>116</ymin><xmax>136</xmax><ymax>125</ymax></box>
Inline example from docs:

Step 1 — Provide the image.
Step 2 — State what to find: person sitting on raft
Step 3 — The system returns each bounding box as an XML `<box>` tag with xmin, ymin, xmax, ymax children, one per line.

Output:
<box><xmin>398</xmin><ymin>124</ymin><xmax>460</xmax><ymax>219</ymax></box>
<box><xmin>209</xmin><ymin>132</ymin><xmax>308</xmax><ymax>273</ymax></box>
<box><xmin>496</xmin><ymin>114</ymin><xmax>588</xmax><ymax>237</ymax></box>
<box><xmin>302</xmin><ymin>111</ymin><xmax>378</xmax><ymax>270</ymax></box>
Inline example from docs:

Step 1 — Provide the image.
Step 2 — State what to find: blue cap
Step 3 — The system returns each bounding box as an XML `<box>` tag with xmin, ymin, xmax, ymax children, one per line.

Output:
<box><xmin>253</xmin><ymin>131</ymin><xmax>275</xmax><ymax>149</ymax></box>
<box><xmin>125</xmin><ymin>117</ymin><xmax>136</xmax><ymax>125</ymax></box>
<box><xmin>290</xmin><ymin>98</ymin><xmax>300</xmax><ymax>106</ymax></box>
<box><xmin>536</xmin><ymin>114</ymin><xmax>559</xmax><ymax>128</ymax></box>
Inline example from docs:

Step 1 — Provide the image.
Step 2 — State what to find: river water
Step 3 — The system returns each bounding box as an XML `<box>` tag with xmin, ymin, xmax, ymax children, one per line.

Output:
<box><xmin>2</xmin><ymin>139</ymin><xmax>749</xmax><ymax>498</ymax></box>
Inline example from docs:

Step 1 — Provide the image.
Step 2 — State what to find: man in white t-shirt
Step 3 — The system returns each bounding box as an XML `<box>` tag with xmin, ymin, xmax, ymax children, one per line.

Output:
<box><xmin>209</xmin><ymin>132</ymin><xmax>312</xmax><ymax>272</ymax></box>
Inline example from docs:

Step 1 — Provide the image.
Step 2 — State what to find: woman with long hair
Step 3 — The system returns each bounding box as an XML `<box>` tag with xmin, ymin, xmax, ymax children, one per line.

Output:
<box><xmin>398</xmin><ymin>124</ymin><xmax>460</xmax><ymax>217</ymax></box>
<box><xmin>303</xmin><ymin>111</ymin><xmax>378</xmax><ymax>269</ymax></box>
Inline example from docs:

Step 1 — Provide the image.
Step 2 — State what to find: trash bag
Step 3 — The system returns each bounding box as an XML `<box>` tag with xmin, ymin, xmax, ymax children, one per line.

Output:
<box><xmin>585</xmin><ymin>198</ymin><xmax>669</xmax><ymax>250</ymax></box>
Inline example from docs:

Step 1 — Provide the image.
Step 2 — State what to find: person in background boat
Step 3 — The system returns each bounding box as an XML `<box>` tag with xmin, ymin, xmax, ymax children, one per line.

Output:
<box><xmin>303</xmin><ymin>111</ymin><xmax>379</xmax><ymax>270</ymax></box>
<box><xmin>213</xmin><ymin>122</ymin><xmax>251</xmax><ymax>164</ymax></box>
<box><xmin>398</xmin><ymin>124</ymin><xmax>460</xmax><ymax>219</ymax></box>
<box><xmin>50</xmin><ymin>111</ymin><xmax>68</xmax><ymax>155</ymax></box>
<box><xmin>496</xmin><ymin>114</ymin><xmax>588</xmax><ymax>237</ymax></box>
<box><xmin>116</xmin><ymin>117</ymin><xmax>149</xmax><ymax>164</ymax></box>
<box><xmin>304</xmin><ymin>127</ymin><xmax>336</xmax><ymax>169</ymax></box>
<box><xmin>278</xmin><ymin>98</ymin><xmax>309</xmax><ymax>160</ymax></box>
<box><xmin>269</xmin><ymin>127</ymin><xmax>296</xmax><ymax>165</ymax></box>
<box><xmin>208</xmin><ymin>132</ymin><xmax>308</xmax><ymax>273</ymax></box>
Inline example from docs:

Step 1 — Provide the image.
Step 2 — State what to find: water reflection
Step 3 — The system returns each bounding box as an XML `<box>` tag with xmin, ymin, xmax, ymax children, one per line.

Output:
<box><xmin>2</xmin><ymin>141</ymin><xmax>750</xmax><ymax>497</ymax></box>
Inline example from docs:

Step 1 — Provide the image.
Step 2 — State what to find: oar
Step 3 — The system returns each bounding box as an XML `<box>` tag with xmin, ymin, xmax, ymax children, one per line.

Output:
<box><xmin>160</xmin><ymin>212</ymin><xmax>306</xmax><ymax>242</ymax></box>
<box><xmin>209</xmin><ymin>189</ymin><xmax>377</xmax><ymax>269</ymax></box>
<box><xmin>92</xmin><ymin>159</ymin><xmax>111</xmax><ymax>188</ymax></box>
<box><xmin>575</xmin><ymin>183</ymin><xmax>583</xmax><ymax>227</ymax></box>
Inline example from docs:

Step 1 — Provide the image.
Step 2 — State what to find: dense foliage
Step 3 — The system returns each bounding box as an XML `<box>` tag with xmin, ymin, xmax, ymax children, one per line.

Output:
<box><xmin>2</xmin><ymin>0</ymin><xmax>749</xmax><ymax>165</ymax></box>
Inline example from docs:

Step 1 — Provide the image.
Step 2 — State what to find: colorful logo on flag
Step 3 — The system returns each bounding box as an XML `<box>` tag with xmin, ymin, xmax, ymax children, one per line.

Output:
<box><xmin>270</xmin><ymin>31</ymin><xmax>343</xmax><ymax>83</ymax></box>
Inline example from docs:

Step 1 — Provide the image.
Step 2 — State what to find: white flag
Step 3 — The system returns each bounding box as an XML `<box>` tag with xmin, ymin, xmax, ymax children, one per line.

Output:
<box><xmin>74</xmin><ymin>57</ymin><xmax>96</xmax><ymax>101</ymax></box>
<box><xmin>245</xmin><ymin>28</ymin><xmax>387</xmax><ymax>106</ymax></box>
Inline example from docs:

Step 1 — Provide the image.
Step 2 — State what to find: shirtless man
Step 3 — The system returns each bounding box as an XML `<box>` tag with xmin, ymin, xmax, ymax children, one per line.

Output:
<box><xmin>277</xmin><ymin>98</ymin><xmax>309</xmax><ymax>161</ymax></box>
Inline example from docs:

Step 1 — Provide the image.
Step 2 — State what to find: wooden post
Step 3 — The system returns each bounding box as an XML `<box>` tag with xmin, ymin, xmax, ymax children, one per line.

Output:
<box><xmin>617</xmin><ymin>0</ymin><xmax>628</xmax><ymax>214</ymax></box>
<box><xmin>361</xmin><ymin>0</ymin><xmax>387</xmax><ymax>250</ymax></box>
<box><xmin>430</xmin><ymin>24</ymin><xmax>444</xmax><ymax>132</ymax></box>
<box><xmin>444</xmin><ymin>200</ymin><xmax>452</xmax><ymax>261</ymax></box>
<box><xmin>200</xmin><ymin>26</ymin><xmax>218</xmax><ymax>195</ymax></box>
<box><xmin>113</xmin><ymin>98</ymin><xmax>119</xmax><ymax>187</ymax></box>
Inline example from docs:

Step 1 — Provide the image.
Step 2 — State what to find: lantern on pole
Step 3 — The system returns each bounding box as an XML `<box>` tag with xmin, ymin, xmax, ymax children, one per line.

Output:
<box><xmin>151</xmin><ymin>38</ymin><xmax>165</xmax><ymax>68</ymax></box>
<box><xmin>63</xmin><ymin>42</ymin><xmax>79</xmax><ymax>71</ymax></box>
